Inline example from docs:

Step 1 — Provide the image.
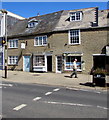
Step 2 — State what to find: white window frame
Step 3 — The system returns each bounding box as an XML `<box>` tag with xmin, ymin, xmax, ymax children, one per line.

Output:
<box><xmin>70</xmin><ymin>12</ymin><xmax>82</xmax><ymax>21</ymax></box>
<box><xmin>8</xmin><ymin>56</ymin><xmax>18</xmax><ymax>65</ymax></box>
<box><xmin>33</xmin><ymin>55</ymin><xmax>45</xmax><ymax>67</ymax></box>
<box><xmin>28</xmin><ymin>18</ymin><xmax>38</xmax><ymax>28</ymax></box>
<box><xmin>69</xmin><ymin>29</ymin><xmax>81</xmax><ymax>45</ymax></box>
<box><xmin>34</xmin><ymin>36</ymin><xmax>47</xmax><ymax>46</ymax></box>
<box><xmin>8</xmin><ymin>39</ymin><xmax>18</xmax><ymax>48</ymax></box>
<box><xmin>28</xmin><ymin>22</ymin><xmax>38</xmax><ymax>28</ymax></box>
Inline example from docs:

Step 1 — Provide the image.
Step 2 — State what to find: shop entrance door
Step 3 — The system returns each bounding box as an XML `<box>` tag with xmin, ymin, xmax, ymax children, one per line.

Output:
<box><xmin>23</xmin><ymin>56</ymin><xmax>31</xmax><ymax>72</ymax></box>
<box><xmin>56</xmin><ymin>56</ymin><xmax>62</xmax><ymax>73</ymax></box>
<box><xmin>47</xmin><ymin>56</ymin><xmax>52</xmax><ymax>72</ymax></box>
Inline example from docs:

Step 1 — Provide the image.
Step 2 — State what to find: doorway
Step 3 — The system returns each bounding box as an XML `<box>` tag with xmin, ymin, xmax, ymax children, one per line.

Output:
<box><xmin>93</xmin><ymin>55</ymin><xmax>106</xmax><ymax>70</ymax></box>
<box><xmin>56</xmin><ymin>56</ymin><xmax>62</xmax><ymax>73</ymax></box>
<box><xmin>23</xmin><ymin>56</ymin><xmax>31</xmax><ymax>72</ymax></box>
<box><xmin>47</xmin><ymin>56</ymin><xmax>52</xmax><ymax>72</ymax></box>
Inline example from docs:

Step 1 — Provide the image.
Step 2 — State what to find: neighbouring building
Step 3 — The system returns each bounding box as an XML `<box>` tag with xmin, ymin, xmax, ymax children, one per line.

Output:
<box><xmin>6</xmin><ymin>7</ymin><xmax>109</xmax><ymax>74</ymax></box>
<box><xmin>0</xmin><ymin>10</ymin><xmax>25</xmax><ymax>70</ymax></box>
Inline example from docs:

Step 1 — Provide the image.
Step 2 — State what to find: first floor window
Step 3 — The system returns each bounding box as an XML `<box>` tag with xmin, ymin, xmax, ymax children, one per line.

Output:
<box><xmin>8</xmin><ymin>39</ymin><xmax>18</xmax><ymax>48</ymax></box>
<box><xmin>33</xmin><ymin>55</ymin><xmax>45</xmax><ymax>66</ymax></box>
<box><xmin>8</xmin><ymin>56</ymin><xmax>18</xmax><ymax>65</ymax></box>
<box><xmin>69</xmin><ymin>29</ymin><xmax>80</xmax><ymax>45</ymax></box>
<box><xmin>65</xmin><ymin>56</ymin><xmax>81</xmax><ymax>71</ymax></box>
<box><xmin>34</xmin><ymin>36</ymin><xmax>47</xmax><ymax>46</ymax></box>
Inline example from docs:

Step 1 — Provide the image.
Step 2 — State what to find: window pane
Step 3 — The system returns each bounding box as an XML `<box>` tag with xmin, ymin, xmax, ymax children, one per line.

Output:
<box><xmin>16</xmin><ymin>40</ymin><xmax>18</xmax><ymax>47</ymax></box>
<box><xmin>35</xmin><ymin>37</ymin><xmax>38</xmax><ymax>45</ymax></box>
<box><xmin>39</xmin><ymin>37</ymin><xmax>42</xmax><ymax>45</ymax></box>
<box><xmin>43</xmin><ymin>36</ymin><xmax>47</xmax><ymax>45</ymax></box>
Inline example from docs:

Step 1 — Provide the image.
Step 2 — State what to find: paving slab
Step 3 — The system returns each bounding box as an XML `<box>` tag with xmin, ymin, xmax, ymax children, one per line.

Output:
<box><xmin>0</xmin><ymin>70</ymin><xmax>109</xmax><ymax>91</ymax></box>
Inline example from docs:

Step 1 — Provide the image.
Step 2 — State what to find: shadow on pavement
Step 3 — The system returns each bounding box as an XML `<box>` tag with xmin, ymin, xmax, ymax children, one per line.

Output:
<box><xmin>80</xmin><ymin>82</ymin><xmax>95</xmax><ymax>87</ymax></box>
<box><xmin>64</xmin><ymin>75</ymin><xmax>71</xmax><ymax>78</ymax></box>
<box><xmin>80</xmin><ymin>82</ymin><xmax>109</xmax><ymax>88</ymax></box>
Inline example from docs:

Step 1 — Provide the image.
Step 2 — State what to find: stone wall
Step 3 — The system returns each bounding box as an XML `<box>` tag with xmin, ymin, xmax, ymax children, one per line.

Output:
<box><xmin>7</xmin><ymin>27</ymin><xmax>108</xmax><ymax>74</ymax></box>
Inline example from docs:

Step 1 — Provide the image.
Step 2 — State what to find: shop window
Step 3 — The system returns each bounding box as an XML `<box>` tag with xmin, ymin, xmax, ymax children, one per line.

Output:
<box><xmin>33</xmin><ymin>55</ymin><xmax>45</xmax><ymax>66</ymax></box>
<box><xmin>65</xmin><ymin>56</ymin><xmax>81</xmax><ymax>71</ymax></box>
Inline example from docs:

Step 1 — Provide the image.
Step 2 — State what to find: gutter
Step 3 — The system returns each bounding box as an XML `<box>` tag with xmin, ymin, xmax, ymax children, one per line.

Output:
<box><xmin>7</xmin><ymin>26</ymin><xmax>109</xmax><ymax>39</ymax></box>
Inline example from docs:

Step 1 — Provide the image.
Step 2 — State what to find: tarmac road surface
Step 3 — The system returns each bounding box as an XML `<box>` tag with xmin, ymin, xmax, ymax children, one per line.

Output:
<box><xmin>1</xmin><ymin>81</ymin><xmax>108</xmax><ymax>118</ymax></box>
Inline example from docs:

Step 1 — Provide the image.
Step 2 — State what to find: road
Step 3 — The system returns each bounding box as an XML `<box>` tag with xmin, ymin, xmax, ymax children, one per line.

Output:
<box><xmin>0</xmin><ymin>81</ymin><xmax>108</xmax><ymax>118</ymax></box>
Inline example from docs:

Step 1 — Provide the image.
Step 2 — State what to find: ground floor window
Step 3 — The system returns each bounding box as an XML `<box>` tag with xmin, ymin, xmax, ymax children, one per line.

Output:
<box><xmin>33</xmin><ymin>55</ymin><xmax>45</xmax><ymax>66</ymax></box>
<box><xmin>65</xmin><ymin>56</ymin><xmax>81</xmax><ymax>71</ymax></box>
<box><xmin>8</xmin><ymin>56</ymin><xmax>18</xmax><ymax>65</ymax></box>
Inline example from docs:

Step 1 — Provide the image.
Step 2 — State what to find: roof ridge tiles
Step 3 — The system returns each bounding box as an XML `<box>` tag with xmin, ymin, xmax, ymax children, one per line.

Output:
<box><xmin>28</xmin><ymin>10</ymin><xmax>64</xmax><ymax>19</ymax></box>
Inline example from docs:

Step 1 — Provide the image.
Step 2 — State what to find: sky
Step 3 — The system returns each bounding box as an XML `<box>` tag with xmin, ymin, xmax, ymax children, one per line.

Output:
<box><xmin>1</xmin><ymin>2</ymin><xmax>108</xmax><ymax>18</ymax></box>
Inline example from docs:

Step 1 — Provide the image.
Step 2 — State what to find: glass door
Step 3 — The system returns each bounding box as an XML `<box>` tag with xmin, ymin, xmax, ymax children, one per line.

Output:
<box><xmin>56</xmin><ymin>56</ymin><xmax>62</xmax><ymax>73</ymax></box>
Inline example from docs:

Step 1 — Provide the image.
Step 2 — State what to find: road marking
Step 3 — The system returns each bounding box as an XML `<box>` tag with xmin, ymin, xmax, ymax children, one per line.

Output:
<box><xmin>97</xmin><ymin>106</ymin><xmax>108</xmax><ymax>110</ymax></box>
<box><xmin>13</xmin><ymin>104</ymin><xmax>27</xmax><ymax>111</ymax></box>
<box><xmin>43</xmin><ymin>101</ymin><xmax>92</xmax><ymax>107</ymax></box>
<box><xmin>0</xmin><ymin>115</ymin><xmax>2</xmax><ymax>119</ymax></box>
<box><xmin>66</xmin><ymin>87</ymin><xmax>79</xmax><ymax>91</ymax></box>
<box><xmin>45</xmin><ymin>92</ymin><xmax>52</xmax><ymax>96</ymax></box>
<box><xmin>43</xmin><ymin>101</ymin><xmax>108</xmax><ymax>110</ymax></box>
<box><xmin>66</xmin><ymin>87</ymin><xmax>101</xmax><ymax>94</ymax></box>
<box><xmin>80</xmin><ymin>89</ymin><xmax>101</xmax><ymax>94</ymax></box>
<box><xmin>0</xmin><ymin>83</ymin><xmax>13</xmax><ymax>87</ymax></box>
<box><xmin>33</xmin><ymin>97</ymin><xmax>41</xmax><ymax>101</ymax></box>
<box><xmin>53</xmin><ymin>88</ymin><xmax>60</xmax><ymax>92</ymax></box>
<box><xmin>0</xmin><ymin>86</ymin><xmax>2</xmax><ymax>88</ymax></box>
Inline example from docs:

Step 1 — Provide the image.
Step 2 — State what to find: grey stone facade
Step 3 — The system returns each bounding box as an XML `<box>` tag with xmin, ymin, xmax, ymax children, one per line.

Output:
<box><xmin>7</xmin><ymin>7</ymin><xmax>109</xmax><ymax>74</ymax></box>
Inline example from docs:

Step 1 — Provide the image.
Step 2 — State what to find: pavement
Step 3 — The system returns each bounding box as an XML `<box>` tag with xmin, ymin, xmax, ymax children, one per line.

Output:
<box><xmin>0</xmin><ymin>70</ymin><xmax>109</xmax><ymax>91</ymax></box>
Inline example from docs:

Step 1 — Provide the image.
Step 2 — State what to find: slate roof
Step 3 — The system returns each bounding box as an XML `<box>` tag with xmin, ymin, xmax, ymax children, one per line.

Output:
<box><xmin>54</xmin><ymin>7</ymin><xmax>109</xmax><ymax>31</ymax></box>
<box><xmin>8</xmin><ymin>10</ymin><xmax>64</xmax><ymax>37</ymax></box>
<box><xmin>0</xmin><ymin>15</ymin><xmax>21</xmax><ymax>36</ymax></box>
<box><xmin>7</xmin><ymin>7</ymin><xmax>109</xmax><ymax>38</ymax></box>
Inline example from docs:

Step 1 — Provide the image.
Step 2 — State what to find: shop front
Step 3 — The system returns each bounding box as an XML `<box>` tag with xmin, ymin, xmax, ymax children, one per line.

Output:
<box><xmin>63</xmin><ymin>52</ymin><xmax>83</xmax><ymax>72</ymax></box>
<box><xmin>33</xmin><ymin>52</ymin><xmax>52</xmax><ymax>72</ymax></box>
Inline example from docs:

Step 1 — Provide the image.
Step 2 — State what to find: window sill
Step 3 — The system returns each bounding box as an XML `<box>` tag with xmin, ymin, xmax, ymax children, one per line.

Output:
<box><xmin>64</xmin><ymin>69</ymin><xmax>82</xmax><ymax>72</ymax></box>
<box><xmin>8</xmin><ymin>47</ymin><xmax>18</xmax><ymax>49</ymax></box>
<box><xmin>8</xmin><ymin>64</ymin><xmax>18</xmax><ymax>66</ymax></box>
<box><xmin>34</xmin><ymin>45</ymin><xmax>47</xmax><ymax>47</ymax></box>
<box><xmin>69</xmin><ymin>43</ymin><xmax>80</xmax><ymax>46</ymax></box>
<box><xmin>33</xmin><ymin>66</ymin><xmax>45</xmax><ymax>67</ymax></box>
<box><xmin>70</xmin><ymin>20</ymin><xmax>82</xmax><ymax>22</ymax></box>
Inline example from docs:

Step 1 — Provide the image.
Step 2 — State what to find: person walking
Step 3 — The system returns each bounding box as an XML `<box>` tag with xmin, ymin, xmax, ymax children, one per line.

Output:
<box><xmin>70</xmin><ymin>59</ymin><xmax>78</xmax><ymax>78</ymax></box>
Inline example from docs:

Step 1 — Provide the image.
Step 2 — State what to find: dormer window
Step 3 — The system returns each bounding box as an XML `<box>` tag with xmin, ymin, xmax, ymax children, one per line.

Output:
<box><xmin>28</xmin><ymin>18</ymin><xmax>38</xmax><ymax>28</ymax></box>
<box><xmin>70</xmin><ymin>11</ymin><xmax>82</xmax><ymax>21</ymax></box>
<box><xmin>28</xmin><ymin>22</ymin><xmax>38</xmax><ymax>28</ymax></box>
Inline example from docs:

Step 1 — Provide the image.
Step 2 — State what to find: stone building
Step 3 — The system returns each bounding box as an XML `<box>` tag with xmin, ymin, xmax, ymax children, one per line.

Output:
<box><xmin>6</xmin><ymin>7</ymin><xmax>109</xmax><ymax>74</ymax></box>
<box><xmin>0</xmin><ymin>10</ymin><xmax>25</xmax><ymax>70</ymax></box>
